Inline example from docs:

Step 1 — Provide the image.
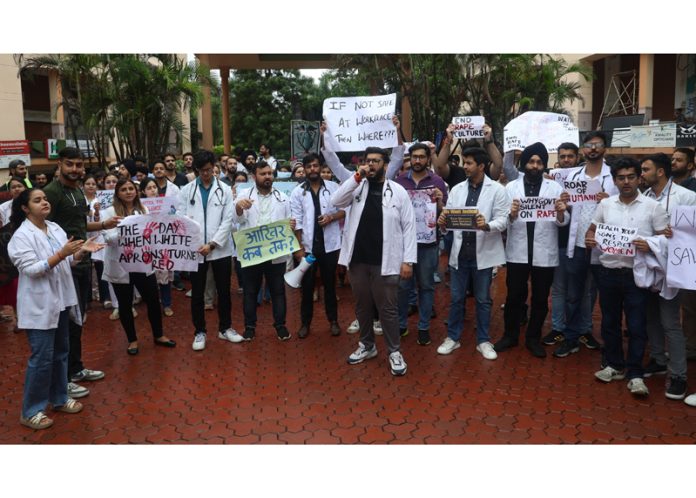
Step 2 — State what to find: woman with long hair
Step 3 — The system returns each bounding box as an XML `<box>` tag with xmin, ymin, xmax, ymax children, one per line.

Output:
<box><xmin>101</xmin><ymin>178</ymin><xmax>176</xmax><ymax>355</ymax></box>
<box><xmin>8</xmin><ymin>189</ymin><xmax>103</xmax><ymax>429</ymax></box>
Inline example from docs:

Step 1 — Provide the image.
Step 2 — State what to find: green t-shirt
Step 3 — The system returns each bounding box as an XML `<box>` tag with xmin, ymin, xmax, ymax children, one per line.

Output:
<box><xmin>44</xmin><ymin>179</ymin><xmax>91</xmax><ymax>271</ymax></box>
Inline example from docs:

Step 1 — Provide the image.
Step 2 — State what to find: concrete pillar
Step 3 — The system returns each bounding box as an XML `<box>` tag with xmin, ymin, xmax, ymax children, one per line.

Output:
<box><xmin>638</xmin><ymin>54</ymin><xmax>654</xmax><ymax>121</ymax></box>
<box><xmin>0</xmin><ymin>54</ymin><xmax>25</xmax><ymax>141</ymax></box>
<box><xmin>220</xmin><ymin>67</ymin><xmax>230</xmax><ymax>154</ymax></box>
<box><xmin>48</xmin><ymin>70</ymin><xmax>65</xmax><ymax>139</ymax></box>
<box><xmin>197</xmin><ymin>54</ymin><xmax>214</xmax><ymax>150</ymax></box>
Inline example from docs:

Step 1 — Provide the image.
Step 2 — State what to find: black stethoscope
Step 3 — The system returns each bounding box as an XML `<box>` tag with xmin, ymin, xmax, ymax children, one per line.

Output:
<box><xmin>354</xmin><ymin>179</ymin><xmax>394</xmax><ymax>205</ymax></box>
<box><xmin>572</xmin><ymin>165</ymin><xmax>608</xmax><ymax>191</ymax></box>
<box><xmin>189</xmin><ymin>179</ymin><xmax>225</xmax><ymax>206</ymax></box>
<box><xmin>246</xmin><ymin>186</ymin><xmax>286</xmax><ymax>203</ymax></box>
<box><xmin>301</xmin><ymin>180</ymin><xmax>331</xmax><ymax>199</ymax></box>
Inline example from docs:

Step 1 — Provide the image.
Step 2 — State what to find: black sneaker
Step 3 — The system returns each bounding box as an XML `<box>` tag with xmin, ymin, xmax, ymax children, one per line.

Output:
<box><xmin>417</xmin><ymin>329</ymin><xmax>431</xmax><ymax>345</ymax></box>
<box><xmin>666</xmin><ymin>376</ymin><xmax>687</xmax><ymax>400</ymax></box>
<box><xmin>644</xmin><ymin>358</ymin><xmax>667</xmax><ymax>378</ymax></box>
<box><xmin>276</xmin><ymin>326</ymin><xmax>291</xmax><ymax>341</ymax></box>
<box><xmin>553</xmin><ymin>340</ymin><xmax>580</xmax><ymax>358</ymax></box>
<box><xmin>243</xmin><ymin>326</ymin><xmax>255</xmax><ymax>341</ymax></box>
<box><xmin>542</xmin><ymin>330</ymin><xmax>564</xmax><ymax>346</ymax></box>
<box><xmin>494</xmin><ymin>336</ymin><xmax>519</xmax><ymax>352</ymax></box>
<box><xmin>400</xmin><ymin>327</ymin><xmax>409</xmax><ymax>337</ymax></box>
<box><xmin>579</xmin><ymin>333</ymin><xmax>600</xmax><ymax>350</ymax></box>
<box><xmin>526</xmin><ymin>341</ymin><xmax>546</xmax><ymax>358</ymax></box>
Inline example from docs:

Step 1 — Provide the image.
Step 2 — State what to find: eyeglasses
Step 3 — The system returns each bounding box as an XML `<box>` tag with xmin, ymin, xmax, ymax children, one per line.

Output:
<box><xmin>582</xmin><ymin>143</ymin><xmax>605</xmax><ymax>149</ymax></box>
<box><xmin>365</xmin><ymin>158</ymin><xmax>383</xmax><ymax>165</ymax></box>
<box><xmin>410</xmin><ymin>154</ymin><xmax>428</xmax><ymax>161</ymax></box>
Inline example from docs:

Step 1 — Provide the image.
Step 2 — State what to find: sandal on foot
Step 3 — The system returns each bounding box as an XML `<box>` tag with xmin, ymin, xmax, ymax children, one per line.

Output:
<box><xmin>20</xmin><ymin>411</ymin><xmax>54</xmax><ymax>430</ymax></box>
<box><xmin>54</xmin><ymin>398</ymin><xmax>83</xmax><ymax>414</ymax></box>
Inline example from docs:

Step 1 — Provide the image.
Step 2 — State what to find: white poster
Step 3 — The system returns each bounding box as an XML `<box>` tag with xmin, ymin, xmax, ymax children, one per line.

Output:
<box><xmin>116</xmin><ymin>214</ymin><xmax>202</xmax><ymax>272</ymax></box>
<box><xmin>503</xmin><ymin>111</ymin><xmax>579</xmax><ymax>153</ymax></box>
<box><xmin>517</xmin><ymin>197</ymin><xmax>557</xmax><ymax>222</ymax></box>
<box><xmin>594</xmin><ymin>223</ymin><xmax>637</xmax><ymax>257</ymax></box>
<box><xmin>141</xmin><ymin>196</ymin><xmax>180</xmax><ymax>215</ymax></box>
<box><xmin>322</xmin><ymin>93</ymin><xmax>398</xmax><ymax>152</ymax></box>
<box><xmin>667</xmin><ymin>206</ymin><xmax>696</xmax><ymax>290</ymax></box>
<box><xmin>451</xmin><ymin>116</ymin><xmax>485</xmax><ymax>139</ymax></box>
<box><xmin>630</xmin><ymin>124</ymin><xmax>677</xmax><ymax>148</ymax></box>
<box><xmin>550</xmin><ymin>166</ymin><xmax>581</xmax><ymax>186</ymax></box>
<box><xmin>563</xmin><ymin>178</ymin><xmax>602</xmax><ymax>205</ymax></box>
<box><xmin>95</xmin><ymin>190</ymin><xmax>114</xmax><ymax>209</ymax></box>
<box><xmin>407</xmin><ymin>189</ymin><xmax>437</xmax><ymax>244</ymax></box>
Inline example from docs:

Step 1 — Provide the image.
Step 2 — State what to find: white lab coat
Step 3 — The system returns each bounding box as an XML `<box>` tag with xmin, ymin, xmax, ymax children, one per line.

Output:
<box><xmin>233</xmin><ymin>185</ymin><xmax>293</xmax><ymax>265</ymax></box>
<box><xmin>289</xmin><ymin>180</ymin><xmax>342</xmax><ymax>254</ymax></box>
<box><xmin>447</xmin><ymin>175</ymin><xmax>509</xmax><ymax>270</ymax></box>
<box><xmin>100</xmin><ymin>206</ymin><xmax>155</xmax><ymax>284</ymax></box>
<box><xmin>8</xmin><ymin>219</ymin><xmax>79</xmax><ymax>330</ymax></box>
<box><xmin>178</xmin><ymin>177</ymin><xmax>235</xmax><ymax>261</ymax></box>
<box><xmin>505</xmin><ymin>178</ymin><xmax>569</xmax><ymax>267</ymax></box>
<box><xmin>331</xmin><ymin>176</ymin><xmax>417</xmax><ymax>276</ymax></box>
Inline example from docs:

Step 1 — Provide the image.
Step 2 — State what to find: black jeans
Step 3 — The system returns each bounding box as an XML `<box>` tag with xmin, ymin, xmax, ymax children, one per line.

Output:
<box><xmin>68</xmin><ymin>267</ymin><xmax>90</xmax><ymax>377</ymax></box>
<box><xmin>111</xmin><ymin>273</ymin><xmax>163</xmax><ymax>343</ymax></box>
<box><xmin>503</xmin><ymin>262</ymin><xmax>555</xmax><ymax>344</ymax></box>
<box><xmin>241</xmin><ymin>261</ymin><xmax>286</xmax><ymax>329</ymax></box>
<box><xmin>301</xmin><ymin>250</ymin><xmax>339</xmax><ymax>326</ymax></box>
<box><xmin>190</xmin><ymin>256</ymin><xmax>232</xmax><ymax>334</ymax></box>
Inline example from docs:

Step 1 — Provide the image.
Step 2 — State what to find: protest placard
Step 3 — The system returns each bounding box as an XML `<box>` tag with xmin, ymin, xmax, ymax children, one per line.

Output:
<box><xmin>322</xmin><ymin>93</ymin><xmax>397</xmax><ymax>152</ymax></box>
<box><xmin>667</xmin><ymin>206</ymin><xmax>696</xmax><ymax>290</ymax></box>
<box><xmin>291</xmin><ymin>120</ymin><xmax>321</xmax><ymax>160</ymax></box>
<box><xmin>443</xmin><ymin>208</ymin><xmax>479</xmax><ymax>231</ymax></box>
<box><xmin>117</xmin><ymin>214</ymin><xmax>202</xmax><ymax>272</ymax></box>
<box><xmin>517</xmin><ymin>197</ymin><xmax>557</xmax><ymax>222</ymax></box>
<box><xmin>451</xmin><ymin>116</ymin><xmax>485</xmax><ymax>139</ymax></box>
<box><xmin>233</xmin><ymin>219</ymin><xmax>298</xmax><ymax>268</ymax></box>
<box><xmin>95</xmin><ymin>190</ymin><xmax>114</xmax><ymax>209</ymax></box>
<box><xmin>141</xmin><ymin>196</ymin><xmax>180</xmax><ymax>215</ymax></box>
<box><xmin>594</xmin><ymin>223</ymin><xmax>637</xmax><ymax>256</ymax></box>
<box><xmin>563</xmin><ymin>178</ymin><xmax>602</xmax><ymax>205</ymax></box>
<box><xmin>407</xmin><ymin>189</ymin><xmax>437</xmax><ymax>243</ymax></box>
<box><xmin>503</xmin><ymin>112</ymin><xmax>579</xmax><ymax>153</ymax></box>
<box><xmin>549</xmin><ymin>166</ymin><xmax>581</xmax><ymax>186</ymax></box>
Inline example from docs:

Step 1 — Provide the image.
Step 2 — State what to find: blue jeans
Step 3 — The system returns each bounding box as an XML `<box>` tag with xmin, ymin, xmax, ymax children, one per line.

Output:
<box><xmin>22</xmin><ymin>309</ymin><xmax>70</xmax><ymax>419</ymax></box>
<box><xmin>556</xmin><ymin>247</ymin><xmax>596</xmax><ymax>340</ymax></box>
<box><xmin>398</xmin><ymin>244</ymin><xmax>438</xmax><ymax>331</ymax></box>
<box><xmin>447</xmin><ymin>258</ymin><xmax>493</xmax><ymax>344</ymax></box>
<box><xmin>595</xmin><ymin>266</ymin><xmax>649</xmax><ymax>380</ymax></box>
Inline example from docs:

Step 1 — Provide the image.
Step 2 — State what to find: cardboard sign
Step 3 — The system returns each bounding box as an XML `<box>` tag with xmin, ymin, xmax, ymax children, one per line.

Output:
<box><xmin>141</xmin><ymin>196</ymin><xmax>180</xmax><ymax>216</ymax></box>
<box><xmin>443</xmin><ymin>208</ymin><xmax>478</xmax><ymax>231</ymax></box>
<box><xmin>594</xmin><ymin>223</ymin><xmax>637</xmax><ymax>257</ymax></box>
<box><xmin>95</xmin><ymin>190</ymin><xmax>114</xmax><ymax>209</ymax></box>
<box><xmin>451</xmin><ymin>116</ymin><xmax>485</xmax><ymax>139</ymax></box>
<box><xmin>233</xmin><ymin>219</ymin><xmax>298</xmax><ymax>268</ymax></box>
<box><xmin>563</xmin><ymin>179</ymin><xmax>602</xmax><ymax>205</ymax></box>
<box><xmin>667</xmin><ymin>206</ymin><xmax>696</xmax><ymax>290</ymax></box>
<box><xmin>322</xmin><ymin>93</ymin><xmax>398</xmax><ymax>152</ymax></box>
<box><xmin>407</xmin><ymin>189</ymin><xmax>437</xmax><ymax>244</ymax></box>
<box><xmin>503</xmin><ymin>112</ymin><xmax>579</xmax><ymax>153</ymax></box>
<box><xmin>117</xmin><ymin>215</ymin><xmax>202</xmax><ymax>272</ymax></box>
<box><xmin>518</xmin><ymin>197</ymin><xmax>557</xmax><ymax>222</ymax></box>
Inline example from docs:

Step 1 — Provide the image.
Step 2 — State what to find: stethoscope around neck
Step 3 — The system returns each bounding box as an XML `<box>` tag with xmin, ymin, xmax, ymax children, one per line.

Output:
<box><xmin>355</xmin><ymin>179</ymin><xmax>394</xmax><ymax>205</ymax></box>
<box><xmin>189</xmin><ymin>179</ymin><xmax>225</xmax><ymax>206</ymax></box>
<box><xmin>247</xmin><ymin>186</ymin><xmax>286</xmax><ymax>203</ymax></box>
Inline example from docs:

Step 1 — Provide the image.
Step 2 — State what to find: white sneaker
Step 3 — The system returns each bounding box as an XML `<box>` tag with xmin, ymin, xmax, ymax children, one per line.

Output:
<box><xmin>347</xmin><ymin>342</ymin><xmax>378</xmax><ymax>364</ymax></box>
<box><xmin>685</xmin><ymin>393</ymin><xmax>696</xmax><ymax>407</ymax></box>
<box><xmin>594</xmin><ymin>366</ymin><xmax>626</xmax><ymax>383</ymax></box>
<box><xmin>373</xmin><ymin>320</ymin><xmax>383</xmax><ymax>336</ymax></box>
<box><xmin>192</xmin><ymin>332</ymin><xmax>207</xmax><ymax>351</ymax></box>
<box><xmin>389</xmin><ymin>351</ymin><xmax>407</xmax><ymax>376</ymax></box>
<box><xmin>437</xmin><ymin>337</ymin><xmax>461</xmax><ymax>355</ymax></box>
<box><xmin>627</xmin><ymin>378</ymin><xmax>649</xmax><ymax>396</ymax></box>
<box><xmin>347</xmin><ymin>319</ymin><xmax>360</xmax><ymax>334</ymax></box>
<box><xmin>218</xmin><ymin>328</ymin><xmax>243</xmax><ymax>343</ymax></box>
<box><xmin>67</xmin><ymin>382</ymin><xmax>89</xmax><ymax>398</ymax></box>
<box><xmin>476</xmin><ymin>341</ymin><xmax>498</xmax><ymax>360</ymax></box>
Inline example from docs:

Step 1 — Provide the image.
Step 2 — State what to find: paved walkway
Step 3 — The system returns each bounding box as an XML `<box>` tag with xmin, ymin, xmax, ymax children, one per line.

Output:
<box><xmin>1</xmin><ymin>264</ymin><xmax>694</xmax><ymax>444</ymax></box>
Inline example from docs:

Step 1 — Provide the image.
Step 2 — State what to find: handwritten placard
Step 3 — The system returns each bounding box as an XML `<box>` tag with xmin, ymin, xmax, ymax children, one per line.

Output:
<box><xmin>667</xmin><ymin>206</ymin><xmax>696</xmax><ymax>290</ymax></box>
<box><xmin>564</xmin><ymin>179</ymin><xmax>602</xmax><ymax>205</ymax></box>
<box><xmin>141</xmin><ymin>196</ymin><xmax>180</xmax><ymax>215</ymax></box>
<box><xmin>550</xmin><ymin>166</ymin><xmax>581</xmax><ymax>186</ymax></box>
<box><xmin>594</xmin><ymin>223</ymin><xmax>637</xmax><ymax>256</ymax></box>
<box><xmin>503</xmin><ymin>111</ymin><xmax>579</xmax><ymax>153</ymax></box>
<box><xmin>518</xmin><ymin>197</ymin><xmax>557</xmax><ymax>222</ymax></box>
<box><xmin>117</xmin><ymin>215</ymin><xmax>202</xmax><ymax>272</ymax></box>
<box><xmin>408</xmin><ymin>189</ymin><xmax>437</xmax><ymax>244</ymax></box>
<box><xmin>451</xmin><ymin>116</ymin><xmax>485</xmax><ymax>139</ymax></box>
<box><xmin>95</xmin><ymin>190</ymin><xmax>114</xmax><ymax>209</ymax></box>
<box><xmin>322</xmin><ymin>93</ymin><xmax>397</xmax><ymax>152</ymax></box>
<box><xmin>443</xmin><ymin>208</ymin><xmax>478</xmax><ymax>231</ymax></box>
<box><xmin>233</xmin><ymin>219</ymin><xmax>298</xmax><ymax>268</ymax></box>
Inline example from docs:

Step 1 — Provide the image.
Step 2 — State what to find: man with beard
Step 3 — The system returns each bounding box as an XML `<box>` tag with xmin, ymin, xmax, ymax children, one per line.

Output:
<box><xmin>495</xmin><ymin>142</ymin><xmax>569</xmax><ymax>358</ymax></box>
<box><xmin>586</xmin><ymin>157</ymin><xmax>669</xmax><ymax>396</ymax></box>
<box><xmin>671</xmin><ymin>148</ymin><xmax>696</xmax><ymax>192</ymax></box>
<box><xmin>331</xmin><ymin>147</ymin><xmax>416</xmax><ymax>376</ymax></box>
<box><xmin>44</xmin><ymin>147</ymin><xmax>122</xmax><ymax>397</ymax></box>
<box><xmin>1</xmin><ymin>159</ymin><xmax>32</xmax><ymax>190</ymax></box>
<box><xmin>258</xmin><ymin>143</ymin><xmax>277</xmax><ymax>172</ymax></box>
<box><xmin>235</xmin><ymin>161</ymin><xmax>296</xmax><ymax>341</ymax></box>
<box><xmin>289</xmin><ymin>153</ymin><xmax>345</xmax><ymax>338</ymax></box>
<box><xmin>163</xmin><ymin>153</ymin><xmax>188</xmax><ymax>187</ymax></box>
<box><xmin>151</xmin><ymin>159</ymin><xmax>181</xmax><ymax>198</ymax></box>
<box><xmin>393</xmin><ymin>143</ymin><xmax>447</xmax><ymax>345</ymax></box>
<box><xmin>33</xmin><ymin>172</ymin><xmax>48</xmax><ymax>189</ymax></box>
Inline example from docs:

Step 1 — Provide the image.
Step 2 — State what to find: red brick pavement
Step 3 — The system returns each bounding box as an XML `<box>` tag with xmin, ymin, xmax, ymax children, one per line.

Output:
<box><xmin>1</xmin><ymin>262</ymin><xmax>695</xmax><ymax>444</ymax></box>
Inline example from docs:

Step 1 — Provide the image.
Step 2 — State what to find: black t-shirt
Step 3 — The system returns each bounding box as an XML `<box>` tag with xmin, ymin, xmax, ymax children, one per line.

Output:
<box><xmin>445</xmin><ymin>166</ymin><xmax>467</xmax><ymax>190</ymax></box>
<box><xmin>310</xmin><ymin>188</ymin><xmax>325</xmax><ymax>256</ymax></box>
<box><xmin>351</xmin><ymin>180</ymin><xmax>383</xmax><ymax>266</ymax></box>
<box><xmin>524</xmin><ymin>178</ymin><xmax>542</xmax><ymax>264</ymax></box>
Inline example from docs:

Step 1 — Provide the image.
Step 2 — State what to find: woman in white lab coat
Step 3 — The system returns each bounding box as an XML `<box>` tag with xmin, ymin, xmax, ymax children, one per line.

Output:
<box><xmin>8</xmin><ymin>188</ymin><xmax>103</xmax><ymax>430</ymax></box>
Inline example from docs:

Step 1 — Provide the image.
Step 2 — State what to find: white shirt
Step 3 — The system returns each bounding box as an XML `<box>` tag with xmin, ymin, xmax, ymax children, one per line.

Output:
<box><xmin>591</xmin><ymin>193</ymin><xmax>669</xmax><ymax>269</ymax></box>
<box><xmin>289</xmin><ymin>180</ymin><xmax>343</xmax><ymax>254</ymax></box>
<box><xmin>0</xmin><ymin>200</ymin><xmax>12</xmax><ymax>227</ymax></box>
<box><xmin>644</xmin><ymin>179</ymin><xmax>696</xmax><ymax>214</ymax></box>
